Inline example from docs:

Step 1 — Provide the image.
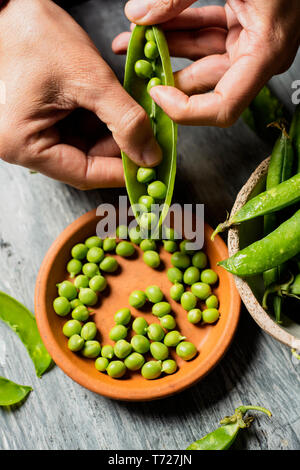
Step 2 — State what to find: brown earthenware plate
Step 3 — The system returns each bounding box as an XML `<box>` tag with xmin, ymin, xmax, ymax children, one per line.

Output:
<box><xmin>35</xmin><ymin>209</ymin><xmax>240</xmax><ymax>401</ymax></box>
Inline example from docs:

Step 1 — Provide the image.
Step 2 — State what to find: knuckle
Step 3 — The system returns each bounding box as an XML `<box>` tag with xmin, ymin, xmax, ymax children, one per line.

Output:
<box><xmin>119</xmin><ymin>105</ymin><xmax>149</xmax><ymax>139</ymax></box>
<box><xmin>153</xmin><ymin>0</ymin><xmax>182</xmax><ymax>14</ymax></box>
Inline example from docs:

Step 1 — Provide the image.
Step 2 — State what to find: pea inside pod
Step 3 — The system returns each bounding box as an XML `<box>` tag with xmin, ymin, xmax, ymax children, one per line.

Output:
<box><xmin>122</xmin><ymin>25</ymin><xmax>177</xmax><ymax>233</ymax></box>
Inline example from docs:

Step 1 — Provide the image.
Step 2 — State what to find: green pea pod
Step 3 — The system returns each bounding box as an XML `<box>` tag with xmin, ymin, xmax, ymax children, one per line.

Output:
<box><xmin>289</xmin><ymin>104</ymin><xmax>300</xmax><ymax>173</ymax></box>
<box><xmin>242</xmin><ymin>86</ymin><xmax>288</xmax><ymax>143</ymax></box>
<box><xmin>122</xmin><ymin>25</ymin><xmax>177</xmax><ymax>232</ymax></box>
<box><xmin>0</xmin><ymin>376</ymin><xmax>32</xmax><ymax>406</ymax></box>
<box><xmin>212</xmin><ymin>173</ymin><xmax>300</xmax><ymax>239</ymax></box>
<box><xmin>0</xmin><ymin>292</ymin><xmax>52</xmax><ymax>377</ymax></box>
<box><xmin>187</xmin><ymin>405</ymin><xmax>271</xmax><ymax>450</ymax></box>
<box><xmin>219</xmin><ymin>209</ymin><xmax>300</xmax><ymax>277</ymax></box>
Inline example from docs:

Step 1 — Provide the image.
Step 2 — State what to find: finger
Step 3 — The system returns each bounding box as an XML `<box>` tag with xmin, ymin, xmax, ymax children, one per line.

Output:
<box><xmin>89</xmin><ymin>134</ymin><xmax>120</xmax><ymax>157</ymax></box>
<box><xmin>157</xmin><ymin>6</ymin><xmax>227</xmax><ymax>31</ymax></box>
<box><xmin>125</xmin><ymin>0</ymin><xmax>195</xmax><ymax>25</ymax></box>
<box><xmin>174</xmin><ymin>54</ymin><xmax>230</xmax><ymax>95</ymax></box>
<box><xmin>35</xmin><ymin>143</ymin><xmax>125</xmax><ymax>189</ymax></box>
<box><xmin>70</xmin><ymin>56</ymin><xmax>162</xmax><ymax>167</ymax></box>
<box><xmin>149</xmin><ymin>54</ymin><xmax>272</xmax><ymax>126</ymax></box>
<box><xmin>113</xmin><ymin>28</ymin><xmax>226</xmax><ymax>60</ymax></box>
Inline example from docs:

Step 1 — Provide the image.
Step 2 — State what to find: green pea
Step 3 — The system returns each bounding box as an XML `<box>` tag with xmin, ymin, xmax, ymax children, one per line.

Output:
<box><xmin>81</xmin><ymin>322</ymin><xmax>97</xmax><ymax>341</ymax></box>
<box><xmin>144</xmin><ymin>41</ymin><xmax>159</xmax><ymax>59</ymax></box>
<box><xmin>147</xmin><ymin>323</ymin><xmax>165</xmax><ymax>342</ymax></box>
<box><xmin>147</xmin><ymin>77</ymin><xmax>161</xmax><ymax>92</ymax></box>
<box><xmin>129</xmin><ymin>226</ymin><xmax>143</xmax><ymax>245</ymax></box>
<box><xmin>63</xmin><ymin>319</ymin><xmax>82</xmax><ymax>337</ymax></box>
<box><xmin>176</xmin><ymin>341</ymin><xmax>197</xmax><ymax>361</ymax></box>
<box><xmin>85</xmin><ymin>236</ymin><xmax>103</xmax><ymax>249</ymax></box>
<box><xmin>114</xmin><ymin>308</ymin><xmax>131</xmax><ymax>326</ymax></box>
<box><xmin>137</xmin><ymin>167</ymin><xmax>156</xmax><ymax>184</ymax></box>
<box><xmin>67</xmin><ymin>259</ymin><xmax>82</xmax><ymax>278</ymax></box>
<box><xmin>145</xmin><ymin>285</ymin><xmax>163</xmax><ymax>303</ymax></box>
<box><xmin>202</xmin><ymin>308</ymin><xmax>220</xmax><ymax>324</ymax></box>
<box><xmin>160</xmin><ymin>315</ymin><xmax>176</xmax><ymax>330</ymax></box>
<box><xmin>114</xmin><ymin>340</ymin><xmax>132</xmax><ymax>359</ymax></box>
<box><xmin>86</xmin><ymin>246</ymin><xmax>105</xmax><ymax>264</ymax></box>
<box><xmin>150</xmin><ymin>342</ymin><xmax>169</xmax><ymax>361</ymax></box>
<box><xmin>71</xmin><ymin>305</ymin><xmax>90</xmax><ymax>322</ymax></box>
<box><xmin>134</xmin><ymin>59</ymin><xmax>153</xmax><ymax>79</ymax></box>
<box><xmin>131</xmin><ymin>335</ymin><xmax>150</xmax><ymax>354</ymax></box>
<box><xmin>70</xmin><ymin>298</ymin><xmax>83</xmax><ymax>310</ymax></box>
<box><xmin>152</xmin><ymin>301</ymin><xmax>171</xmax><ymax>317</ymax></box>
<box><xmin>109</xmin><ymin>325</ymin><xmax>128</xmax><ymax>342</ymax></box>
<box><xmin>164</xmin><ymin>330</ymin><xmax>186</xmax><ymax>347</ymax></box>
<box><xmin>68</xmin><ymin>334</ymin><xmax>84</xmax><ymax>352</ymax></box>
<box><xmin>95</xmin><ymin>357</ymin><xmax>109</xmax><ymax>372</ymax></box>
<box><xmin>78</xmin><ymin>288</ymin><xmax>98</xmax><ymax>306</ymax></box>
<box><xmin>89</xmin><ymin>275</ymin><xmax>107</xmax><ymax>292</ymax></box>
<box><xmin>163</xmin><ymin>240</ymin><xmax>177</xmax><ymax>253</ymax></box>
<box><xmin>132</xmin><ymin>317</ymin><xmax>148</xmax><ymax>335</ymax></box>
<box><xmin>138</xmin><ymin>195</ymin><xmax>155</xmax><ymax>212</ymax></box>
<box><xmin>147</xmin><ymin>181</ymin><xmax>167</xmax><ymax>200</ymax></box>
<box><xmin>116</xmin><ymin>241</ymin><xmax>135</xmax><ymax>257</ymax></box>
<box><xmin>103</xmin><ymin>238</ymin><xmax>117</xmax><ymax>252</ymax></box>
<box><xmin>71</xmin><ymin>243</ymin><xmax>88</xmax><ymax>260</ymax></box>
<box><xmin>192</xmin><ymin>251</ymin><xmax>207</xmax><ymax>269</ymax></box>
<box><xmin>140</xmin><ymin>239</ymin><xmax>157</xmax><ymax>252</ymax></box>
<box><xmin>101</xmin><ymin>345</ymin><xmax>114</xmax><ymax>359</ymax></box>
<box><xmin>140</xmin><ymin>212</ymin><xmax>158</xmax><ymax>230</ymax></box>
<box><xmin>201</xmin><ymin>269</ymin><xmax>219</xmax><ymax>285</ymax></box>
<box><xmin>171</xmin><ymin>252</ymin><xmax>190</xmax><ymax>269</ymax></box>
<box><xmin>167</xmin><ymin>267</ymin><xmax>183</xmax><ymax>284</ymax></box>
<box><xmin>82</xmin><ymin>340</ymin><xmax>101</xmax><ymax>358</ymax></box>
<box><xmin>53</xmin><ymin>297</ymin><xmax>71</xmax><ymax>317</ymax></box>
<box><xmin>107</xmin><ymin>360</ymin><xmax>126</xmax><ymax>378</ymax></box>
<box><xmin>124</xmin><ymin>352</ymin><xmax>145</xmax><ymax>371</ymax></box>
<box><xmin>74</xmin><ymin>275</ymin><xmax>89</xmax><ymax>289</ymax></box>
<box><xmin>145</xmin><ymin>27</ymin><xmax>155</xmax><ymax>42</ymax></box>
<box><xmin>82</xmin><ymin>262</ymin><xmax>100</xmax><ymax>278</ymax></box>
<box><xmin>183</xmin><ymin>267</ymin><xmax>200</xmax><ymax>286</ymax></box>
<box><xmin>191</xmin><ymin>282</ymin><xmax>211</xmax><ymax>300</ymax></box>
<box><xmin>116</xmin><ymin>225</ymin><xmax>128</xmax><ymax>239</ymax></box>
<box><xmin>162</xmin><ymin>359</ymin><xmax>177</xmax><ymax>375</ymax></box>
<box><xmin>181</xmin><ymin>291</ymin><xmax>197</xmax><ymax>311</ymax></box>
<box><xmin>179</xmin><ymin>240</ymin><xmax>196</xmax><ymax>254</ymax></box>
<box><xmin>206</xmin><ymin>295</ymin><xmax>219</xmax><ymax>309</ymax></box>
<box><xmin>141</xmin><ymin>360</ymin><xmax>162</xmax><ymax>380</ymax></box>
<box><xmin>143</xmin><ymin>250</ymin><xmax>160</xmax><ymax>268</ymax></box>
<box><xmin>57</xmin><ymin>281</ymin><xmax>77</xmax><ymax>300</ymax></box>
<box><xmin>187</xmin><ymin>308</ymin><xmax>202</xmax><ymax>324</ymax></box>
<box><xmin>129</xmin><ymin>290</ymin><xmax>147</xmax><ymax>309</ymax></box>
<box><xmin>170</xmin><ymin>283</ymin><xmax>184</xmax><ymax>301</ymax></box>
<box><xmin>99</xmin><ymin>256</ymin><xmax>119</xmax><ymax>273</ymax></box>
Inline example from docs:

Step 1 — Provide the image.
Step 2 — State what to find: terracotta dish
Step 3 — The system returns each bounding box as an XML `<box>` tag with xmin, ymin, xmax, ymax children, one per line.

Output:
<box><xmin>228</xmin><ymin>158</ymin><xmax>300</xmax><ymax>351</ymax></box>
<box><xmin>35</xmin><ymin>209</ymin><xmax>240</xmax><ymax>401</ymax></box>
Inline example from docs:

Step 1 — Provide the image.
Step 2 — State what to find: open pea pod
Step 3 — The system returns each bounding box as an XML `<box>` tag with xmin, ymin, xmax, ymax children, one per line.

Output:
<box><xmin>0</xmin><ymin>376</ymin><xmax>32</xmax><ymax>407</ymax></box>
<box><xmin>122</xmin><ymin>25</ymin><xmax>177</xmax><ymax>233</ymax></box>
<box><xmin>0</xmin><ymin>291</ymin><xmax>52</xmax><ymax>377</ymax></box>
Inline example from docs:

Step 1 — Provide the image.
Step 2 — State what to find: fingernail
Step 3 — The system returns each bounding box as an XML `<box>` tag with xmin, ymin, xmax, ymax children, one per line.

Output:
<box><xmin>125</xmin><ymin>0</ymin><xmax>149</xmax><ymax>20</ymax></box>
<box><xmin>142</xmin><ymin>138</ymin><xmax>162</xmax><ymax>166</ymax></box>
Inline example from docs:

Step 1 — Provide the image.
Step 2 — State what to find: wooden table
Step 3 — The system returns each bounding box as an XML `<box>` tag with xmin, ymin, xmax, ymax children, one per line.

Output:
<box><xmin>1</xmin><ymin>0</ymin><xmax>300</xmax><ymax>451</ymax></box>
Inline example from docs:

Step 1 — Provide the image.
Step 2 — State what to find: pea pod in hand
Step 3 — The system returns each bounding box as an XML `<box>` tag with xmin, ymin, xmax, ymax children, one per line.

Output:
<box><xmin>0</xmin><ymin>292</ymin><xmax>52</xmax><ymax>377</ymax></box>
<box><xmin>187</xmin><ymin>405</ymin><xmax>271</xmax><ymax>450</ymax></box>
<box><xmin>0</xmin><ymin>376</ymin><xmax>32</xmax><ymax>406</ymax></box>
<box><xmin>122</xmin><ymin>25</ymin><xmax>177</xmax><ymax>233</ymax></box>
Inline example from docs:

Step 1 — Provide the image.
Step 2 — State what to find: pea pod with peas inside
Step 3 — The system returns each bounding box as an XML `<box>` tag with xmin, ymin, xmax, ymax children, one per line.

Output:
<box><xmin>0</xmin><ymin>291</ymin><xmax>52</xmax><ymax>377</ymax></box>
<box><xmin>187</xmin><ymin>405</ymin><xmax>271</xmax><ymax>450</ymax></box>
<box><xmin>122</xmin><ymin>25</ymin><xmax>177</xmax><ymax>233</ymax></box>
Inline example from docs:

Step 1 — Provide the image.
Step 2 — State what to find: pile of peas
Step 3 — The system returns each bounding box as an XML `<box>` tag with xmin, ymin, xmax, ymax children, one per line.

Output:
<box><xmin>53</xmin><ymin>226</ymin><xmax>220</xmax><ymax>380</ymax></box>
<box><xmin>134</xmin><ymin>28</ymin><xmax>168</xmax><ymax>232</ymax></box>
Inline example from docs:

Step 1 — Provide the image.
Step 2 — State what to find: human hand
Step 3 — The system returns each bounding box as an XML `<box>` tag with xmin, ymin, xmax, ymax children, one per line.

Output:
<box><xmin>0</xmin><ymin>0</ymin><xmax>161</xmax><ymax>189</ymax></box>
<box><xmin>113</xmin><ymin>0</ymin><xmax>300</xmax><ymax>127</ymax></box>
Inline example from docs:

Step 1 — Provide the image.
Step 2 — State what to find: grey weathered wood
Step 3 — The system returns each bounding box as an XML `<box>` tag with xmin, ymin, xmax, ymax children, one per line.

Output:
<box><xmin>1</xmin><ymin>0</ymin><xmax>300</xmax><ymax>451</ymax></box>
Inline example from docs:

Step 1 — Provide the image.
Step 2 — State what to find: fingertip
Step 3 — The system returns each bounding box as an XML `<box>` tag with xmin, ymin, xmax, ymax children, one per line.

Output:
<box><xmin>141</xmin><ymin>137</ymin><xmax>162</xmax><ymax>167</ymax></box>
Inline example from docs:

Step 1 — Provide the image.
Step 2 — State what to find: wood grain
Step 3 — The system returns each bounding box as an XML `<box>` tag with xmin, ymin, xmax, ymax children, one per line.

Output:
<box><xmin>0</xmin><ymin>0</ymin><xmax>300</xmax><ymax>451</ymax></box>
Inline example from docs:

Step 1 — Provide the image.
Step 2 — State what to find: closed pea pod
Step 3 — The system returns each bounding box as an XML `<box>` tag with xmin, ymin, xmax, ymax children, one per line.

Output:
<box><xmin>0</xmin><ymin>377</ymin><xmax>32</xmax><ymax>406</ymax></box>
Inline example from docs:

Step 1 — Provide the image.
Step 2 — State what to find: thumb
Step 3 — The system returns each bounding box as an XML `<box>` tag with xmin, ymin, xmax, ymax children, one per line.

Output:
<box><xmin>125</xmin><ymin>0</ymin><xmax>196</xmax><ymax>24</ymax></box>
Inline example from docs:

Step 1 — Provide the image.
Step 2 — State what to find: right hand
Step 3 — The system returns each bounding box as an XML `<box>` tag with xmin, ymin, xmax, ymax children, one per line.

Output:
<box><xmin>0</xmin><ymin>0</ymin><xmax>161</xmax><ymax>189</ymax></box>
